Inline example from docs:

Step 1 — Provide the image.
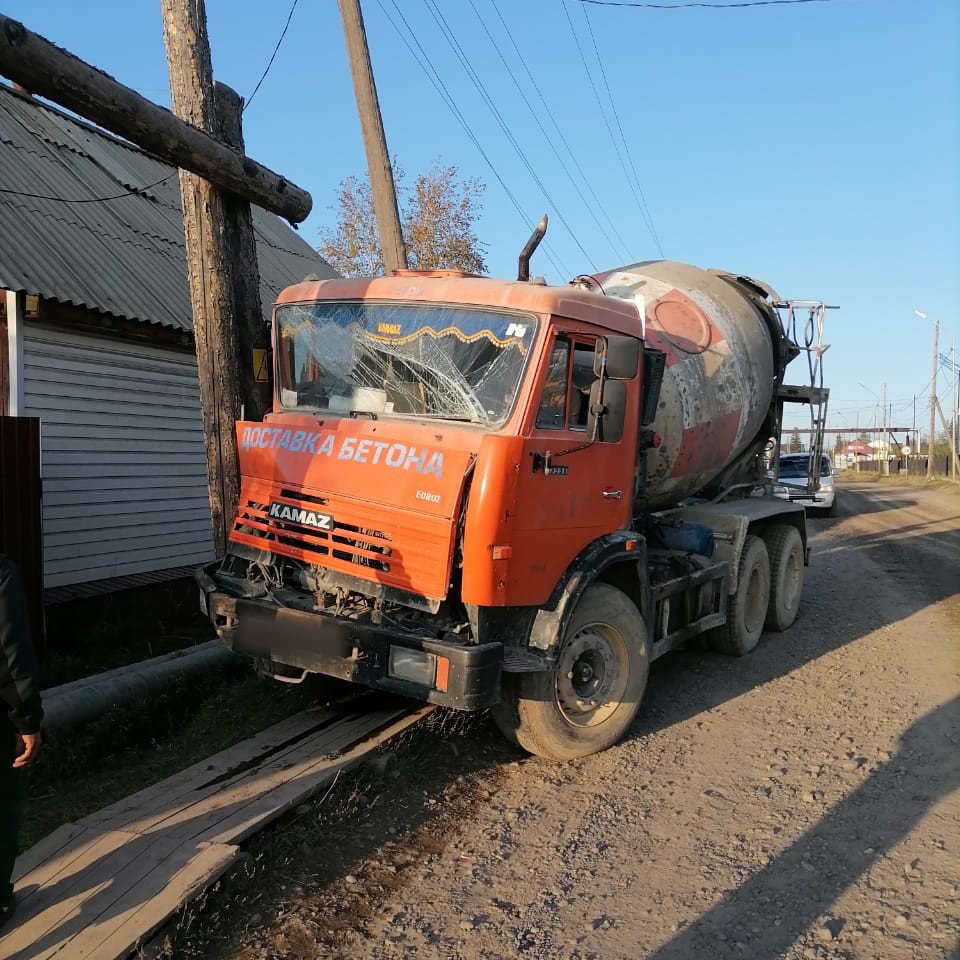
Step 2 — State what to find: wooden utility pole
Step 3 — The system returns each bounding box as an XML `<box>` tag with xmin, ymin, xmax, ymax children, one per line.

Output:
<box><xmin>337</xmin><ymin>0</ymin><xmax>407</xmax><ymax>274</ymax></box>
<box><xmin>216</xmin><ymin>81</ymin><xmax>272</xmax><ymax>423</ymax></box>
<box><xmin>881</xmin><ymin>381</ymin><xmax>887</xmax><ymax>474</ymax></box>
<box><xmin>927</xmin><ymin>315</ymin><xmax>939</xmax><ymax>479</ymax></box>
<box><xmin>161</xmin><ymin>0</ymin><xmax>256</xmax><ymax>556</ymax></box>
<box><xmin>953</xmin><ymin>338</ymin><xmax>958</xmax><ymax>482</ymax></box>
<box><xmin>0</xmin><ymin>14</ymin><xmax>310</xmax><ymax>222</ymax></box>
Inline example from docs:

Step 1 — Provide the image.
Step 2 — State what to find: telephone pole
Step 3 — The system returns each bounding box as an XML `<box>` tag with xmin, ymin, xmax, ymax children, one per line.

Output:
<box><xmin>953</xmin><ymin>337</ymin><xmax>958</xmax><ymax>481</ymax></box>
<box><xmin>337</xmin><ymin>0</ymin><xmax>407</xmax><ymax>274</ymax></box>
<box><xmin>881</xmin><ymin>381</ymin><xmax>887</xmax><ymax>473</ymax></box>
<box><xmin>161</xmin><ymin>0</ymin><xmax>266</xmax><ymax>555</ymax></box>
<box><xmin>919</xmin><ymin>311</ymin><xmax>939</xmax><ymax>479</ymax></box>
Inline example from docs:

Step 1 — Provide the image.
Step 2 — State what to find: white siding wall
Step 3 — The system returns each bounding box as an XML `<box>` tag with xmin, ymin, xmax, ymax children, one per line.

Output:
<box><xmin>22</xmin><ymin>325</ymin><xmax>215</xmax><ymax>588</ymax></box>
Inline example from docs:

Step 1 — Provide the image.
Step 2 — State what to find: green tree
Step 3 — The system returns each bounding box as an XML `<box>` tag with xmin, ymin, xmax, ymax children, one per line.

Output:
<box><xmin>319</xmin><ymin>161</ymin><xmax>487</xmax><ymax>277</ymax></box>
<box><xmin>788</xmin><ymin>428</ymin><xmax>802</xmax><ymax>453</ymax></box>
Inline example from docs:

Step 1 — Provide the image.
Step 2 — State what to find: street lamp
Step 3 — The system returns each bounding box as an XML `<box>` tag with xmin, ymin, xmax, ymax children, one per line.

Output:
<box><xmin>916</xmin><ymin>310</ymin><xmax>938</xmax><ymax>479</ymax></box>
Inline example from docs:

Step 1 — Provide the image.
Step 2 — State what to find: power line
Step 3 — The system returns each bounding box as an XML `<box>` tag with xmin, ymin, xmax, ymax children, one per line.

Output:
<box><xmin>244</xmin><ymin>0</ymin><xmax>300</xmax><ymax>112</ymax></box>
<box><xmin>476</xmin><ymin>0</ymin><xmax>632</xmax><ymax>264</ymax></box>
<box><xmin>489</xmin><ymin>0</ymin><xmax>634</xmax><ymax>264</ymax></box>
<box><xmin>580</xmin><ymin>2</ymin><xmax>664</xmax><ymax>256</ymax></box>
<box><xmin>561</xmin><ymin>0</ymin><xmax>663</xmax><ymax>257</ymax></box>
<box><xmin>0</xmin><ymin>172</ymin><xmax>175</xmax><ymax>204</ymax></box>
<box><xmin>375</xmin><ymin>0</ymin><xmax>569</xmax><ymax>278</ymax></box>
<box><xmin>580</xmin><ymin>0</ymin><xmax>844</xmax><ymax>9</ymax></box>
<box><xmin>421</xmin><ymin>0</ymin><xmax>592</xmax><ymax>270</ymax></box>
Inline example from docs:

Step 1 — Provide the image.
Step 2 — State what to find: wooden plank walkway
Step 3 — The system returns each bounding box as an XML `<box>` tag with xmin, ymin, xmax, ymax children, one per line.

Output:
<box><xmin>0</xmin><ymin>696</ymin><xmax>433</xmax><ymax>960</ymax></box>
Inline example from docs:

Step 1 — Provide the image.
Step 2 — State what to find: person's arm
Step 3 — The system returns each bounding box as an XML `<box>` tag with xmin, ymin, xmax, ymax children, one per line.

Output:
<box><xmin>0</xmin><ymin>556</ymin><xmax>43</xmax><ymax>742</ymax></box>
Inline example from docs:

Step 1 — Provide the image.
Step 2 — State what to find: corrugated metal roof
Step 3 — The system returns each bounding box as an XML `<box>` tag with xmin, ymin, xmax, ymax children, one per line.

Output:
<box><xmin>0</xmin><ymin>85</ymin><xmax>336</xmax><ymax>331</ymax></box>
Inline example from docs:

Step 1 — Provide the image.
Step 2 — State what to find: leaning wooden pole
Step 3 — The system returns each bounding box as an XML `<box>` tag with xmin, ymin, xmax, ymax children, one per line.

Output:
<box><xmin>0</xmin><ymin>13</ymin><xmax>310</xmax><ymax>223</ymax></box>
<box><xmin>216</xmin><ymin>81</ymin><xmax>272</xmax><ymax>424</ymax></box>
<box><xmin>337</xmin><ymin>0</ymin><xmax>407</xmax><ymax>274</ymax></box>
<box><xmin>161</xmin><ymin>0</ymin><xmax>242</xmax><ymax>558</ymax></box>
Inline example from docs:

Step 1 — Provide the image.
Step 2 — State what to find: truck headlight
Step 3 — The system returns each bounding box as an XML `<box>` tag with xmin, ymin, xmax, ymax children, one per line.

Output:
<box><xmin>388</xmin><ymin>647</ymin><xmax>437</xmax><ymax>687</ymax></box>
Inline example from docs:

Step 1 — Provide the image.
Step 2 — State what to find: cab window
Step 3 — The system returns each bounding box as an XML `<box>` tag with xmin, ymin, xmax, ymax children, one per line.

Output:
<box><xmin>536</xmin><ymin>339</ymin><xmax>569</xmax><ymax>428</ymax></box>
<box><xmin>535</xmin><ymin>335</ymin><xmax>597</xmax><ymax>430</ymax></box>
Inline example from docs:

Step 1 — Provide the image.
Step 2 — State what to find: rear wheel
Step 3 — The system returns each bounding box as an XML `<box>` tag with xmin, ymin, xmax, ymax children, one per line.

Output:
<box><xmin>709</xmin><ymin>534</ymin><xmax>770</xmax><ymax>656</ymax></box>
<box><xmin>492</xmin><ymin>583</ymin><xmax>649</xmax><ymax>760</ymax></box>
<box><xmin>763</xmin><ymin>524</ymin><xmax>804</xmax><ymax>631</ymax></box>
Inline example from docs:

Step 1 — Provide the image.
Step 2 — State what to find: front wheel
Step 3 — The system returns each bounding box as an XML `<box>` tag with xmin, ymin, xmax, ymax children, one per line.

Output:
<box><xmin>492</xmin><ymin>583</ymin><xmax>649</xmax><ymax>760</ymax></box>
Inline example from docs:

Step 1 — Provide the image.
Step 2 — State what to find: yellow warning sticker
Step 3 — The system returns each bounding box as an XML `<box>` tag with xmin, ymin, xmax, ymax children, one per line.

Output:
<box><xmin>253</xmin><ymin>348</ymin><xmax>269</xmax><ymax>383</ymax></box>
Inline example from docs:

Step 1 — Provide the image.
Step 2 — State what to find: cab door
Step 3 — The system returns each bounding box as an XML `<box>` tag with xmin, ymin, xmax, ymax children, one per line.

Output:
<box><xmin>508</xmin><ymin>325</ymin><xmax>639</xmax><ymax>604</ymax></box>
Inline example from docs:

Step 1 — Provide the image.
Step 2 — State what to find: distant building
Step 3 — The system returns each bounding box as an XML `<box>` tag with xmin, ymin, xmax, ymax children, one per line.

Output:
<box><xmin>0</xmin><ymin>83</ymin><xmax>337</xmax><ymax>600</ymax></box>
<box><xmin>841</xmin><ymin>439</ymin><xmax>875</xmax><ymax>461</ymax></box>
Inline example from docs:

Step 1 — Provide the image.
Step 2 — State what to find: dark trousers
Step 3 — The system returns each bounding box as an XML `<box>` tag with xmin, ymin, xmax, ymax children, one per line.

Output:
<box><xmin>0</xmin><ymin>714</ymin><xmax>17</xmax><ymax>906</ymax></box>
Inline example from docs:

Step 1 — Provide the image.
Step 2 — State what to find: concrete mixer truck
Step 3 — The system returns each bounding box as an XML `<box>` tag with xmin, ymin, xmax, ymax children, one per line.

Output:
<box><xmin>196</xmin><ymin>233</ymin><xmax>831</xmax><ymax>760</ymax></box>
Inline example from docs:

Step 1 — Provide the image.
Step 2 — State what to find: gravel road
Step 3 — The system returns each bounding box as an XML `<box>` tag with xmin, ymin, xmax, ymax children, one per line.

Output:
<box><xmin>182</xmin><ymin>479</ymin><xmax>959</xmax><ymax>960</ymax></box>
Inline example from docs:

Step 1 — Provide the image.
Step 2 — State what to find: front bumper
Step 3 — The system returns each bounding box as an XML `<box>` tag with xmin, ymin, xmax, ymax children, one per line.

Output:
<box><xmin>196</xmin><ymin>565</ymin><xmax>502</xmax><ymax>711</ymax></box>
<box><xmin>772</xmin><ymin>484</ymin><xmax>835</xmax><ymax>511</ymax></box>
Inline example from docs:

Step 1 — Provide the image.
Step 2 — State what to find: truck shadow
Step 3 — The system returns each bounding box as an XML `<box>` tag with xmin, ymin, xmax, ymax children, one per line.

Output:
<box><xmin>642</xmin><ymin>696</ymin><xmax>959</xmax><ymax>959</ymax></box>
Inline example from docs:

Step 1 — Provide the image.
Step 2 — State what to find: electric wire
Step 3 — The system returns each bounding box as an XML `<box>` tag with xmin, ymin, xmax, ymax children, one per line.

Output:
<box><xmin>580</xmin><ymin>2</ymin><xmax>664</xmax><ymax>256</ymax></box>
<box><xmin>561</xmin><ymin>0</ymin><xmax>663</xmax><ymax>256</ymax></box>
<box><xmin>244</xmin><ymin>0</ymin><xmax>300</xmax><ymax>112</ymax></box>
<box><xmin>581</xmin><ymin>0</ymin><xmax>843</xmax><ymax>8</ymax></box>
<box><xmin>375</xmin><ymin>0</ymin><xmax>568</xmax><ymax>277</ymax></box>
<box><xmin>378</xmin><ymin>0</ymin><xmax>567</xmax><ymax>277</ymax></box>
<box><xmin>474</xmin><ymin>0</ymin><xmax>632</xmax><ymax>264</ymax></box>
<box><xmin>0</xmin><ymin>172</ymin><xmax>176</xmax><ymax>204</ymax></box>
<box><xmin>420</xmin><ymin>0</ymin><xmax>593</xmax><ymax>270</ymax></box>
<box><xmin>488</xmin><ymin>0</ymin><xmax>634</xmax><ymax>262</ymax></box>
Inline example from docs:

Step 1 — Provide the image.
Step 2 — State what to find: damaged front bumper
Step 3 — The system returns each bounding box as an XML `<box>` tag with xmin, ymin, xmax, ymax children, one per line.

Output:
<box><xmin>195</xmin><ymin>563</ymin><xmax>502</xmax><ymax>711</ymax></box>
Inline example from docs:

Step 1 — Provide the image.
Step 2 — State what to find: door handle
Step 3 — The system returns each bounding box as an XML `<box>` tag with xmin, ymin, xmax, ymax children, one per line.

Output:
<box><xmin>602</xmin><ymin>489</ymin><xmax>622</xmax><ymax>500</ymax></box>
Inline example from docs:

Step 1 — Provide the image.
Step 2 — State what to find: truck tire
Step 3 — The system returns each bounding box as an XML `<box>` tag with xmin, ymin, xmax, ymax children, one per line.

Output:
<box><xmin>762</xmin><ymin>524</ymin><xmax>804</xmax><ymax>632</ymax></box>
<box><xmin>709</xmin><ymin>534</ymin><xmax>770</xmax><ymax>656</ymax></box>
<box><xmin>492</xmin><ymin>583</ymin><xmax>649</xmax><ymax>761</ymax></box>
<box><xmin>489</xmin><ymin>673</ymin><xmax>522</xmax><ymax>748</ymax></box>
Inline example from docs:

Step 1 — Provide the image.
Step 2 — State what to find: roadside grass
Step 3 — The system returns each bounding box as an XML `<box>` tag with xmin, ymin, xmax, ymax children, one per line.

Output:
<box><xmin>40</xmin><ymin>614</ymin><xmax>214</xmax><ymax>689</ymax></box>
<box><xmin>21</xmin><ymin>660</ymin><xmax>322</xmax><ymax>850</ymax></box>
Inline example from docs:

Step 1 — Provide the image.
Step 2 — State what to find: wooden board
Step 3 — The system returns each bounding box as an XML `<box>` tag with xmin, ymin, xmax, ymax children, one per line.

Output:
<box><xmin>0</xmin><ymin>697</ymin><xmax>433</xmax><ymax>960</ymax></box>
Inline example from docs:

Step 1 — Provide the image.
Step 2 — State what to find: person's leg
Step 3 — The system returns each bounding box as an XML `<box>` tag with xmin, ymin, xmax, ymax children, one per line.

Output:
<box><xmin>0</xmin><ymin>714</ymin><xmax>18</xmax><ymax>921</ymax></box>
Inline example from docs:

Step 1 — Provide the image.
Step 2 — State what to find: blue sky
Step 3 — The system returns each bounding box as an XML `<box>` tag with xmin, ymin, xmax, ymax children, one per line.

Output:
<box><xmin>6</xmin><ymin>0</ymin><xmax>958</xmax><ymax>442</ymax></box>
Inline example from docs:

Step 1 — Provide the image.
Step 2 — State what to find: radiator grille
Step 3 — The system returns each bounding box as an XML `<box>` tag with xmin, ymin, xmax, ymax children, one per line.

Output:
<box><xmin>230</xmin><ymin>479</ymin><xmax>455</xmax><ymax>599</ymax></box>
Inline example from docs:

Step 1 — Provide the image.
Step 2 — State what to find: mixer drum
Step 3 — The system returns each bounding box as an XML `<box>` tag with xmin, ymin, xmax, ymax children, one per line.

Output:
<box><xmin>593</xmin><ymin>261</ymin><xmax>780</xmax><ymax>509</ymax></box>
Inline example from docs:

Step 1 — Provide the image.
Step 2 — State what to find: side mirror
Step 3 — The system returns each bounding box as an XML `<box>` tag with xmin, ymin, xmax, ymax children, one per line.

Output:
<box><xmin>586</xmin><ymin>379</ymin><xmax>627</xmax><ymax>443</ymax></box>
<box><xmin>594</xmin><ymin>335</ymin><xmax>639</xmax><ymax>380</ymax></box>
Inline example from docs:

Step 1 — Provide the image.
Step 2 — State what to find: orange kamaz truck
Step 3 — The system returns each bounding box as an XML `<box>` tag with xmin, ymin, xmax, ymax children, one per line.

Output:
<box><xmin>197</xmin><ymin>243</ymin><xmax>830</xmax><ymax>759</ymax></box>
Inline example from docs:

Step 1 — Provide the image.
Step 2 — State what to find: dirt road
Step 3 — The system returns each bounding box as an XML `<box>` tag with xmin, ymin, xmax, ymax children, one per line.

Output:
<box><xmin>177</xmin><ymin>480</ymin><xmax>959</xmax><ymax>960</ymax></box>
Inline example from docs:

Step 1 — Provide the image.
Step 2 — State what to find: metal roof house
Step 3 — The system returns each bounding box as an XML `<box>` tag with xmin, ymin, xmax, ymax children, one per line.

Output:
<box><xmin>0</xmin><ymin>83</ymin><xmax>337</xmax><ymax>599</ymax></box>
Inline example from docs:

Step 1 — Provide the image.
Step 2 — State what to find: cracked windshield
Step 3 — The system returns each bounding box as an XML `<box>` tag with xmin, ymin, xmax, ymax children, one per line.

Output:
<box><xmin>277</xmin><ymin>301</ymin><xmax>537</xmax><ymax>425</ymax></box>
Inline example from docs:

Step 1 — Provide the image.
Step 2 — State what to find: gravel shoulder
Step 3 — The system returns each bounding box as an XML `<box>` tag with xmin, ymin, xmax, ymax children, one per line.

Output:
<box><xmin>167</xmin><ymin>480</ymin><xmax>960</xmax><ymax>960</ymax></box>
